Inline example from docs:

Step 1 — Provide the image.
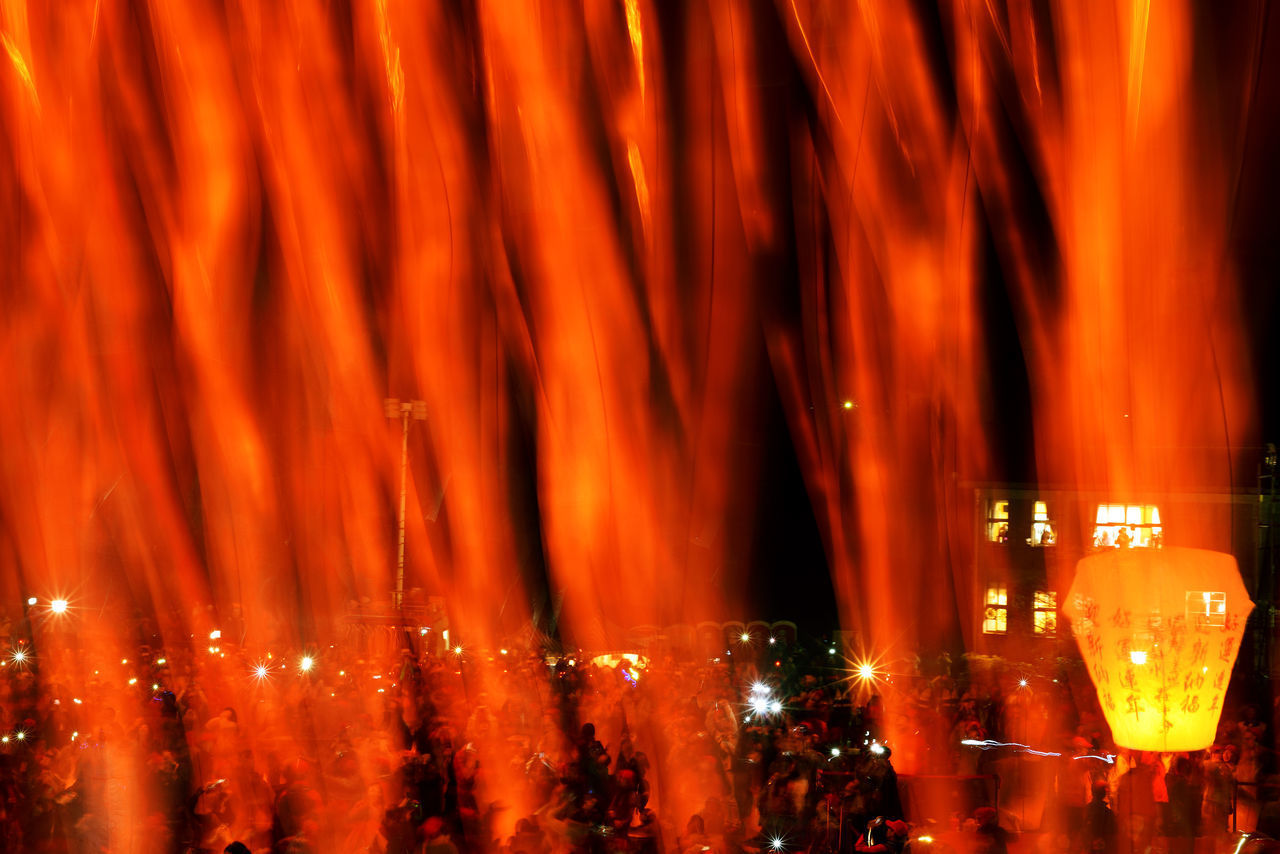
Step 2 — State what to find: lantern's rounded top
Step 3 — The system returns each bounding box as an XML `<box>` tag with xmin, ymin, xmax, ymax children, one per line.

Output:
<box><xmin>1067</xmin><ymin>547</ymin><xmax>1250</xmax><ymax>620</ymax></box>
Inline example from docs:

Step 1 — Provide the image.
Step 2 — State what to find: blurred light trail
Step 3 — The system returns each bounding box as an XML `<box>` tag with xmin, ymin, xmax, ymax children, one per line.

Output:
<box><xmin>961</xmin><ymin>739</ymin><xmax>1115</xmax><ymax>763</ymax></box>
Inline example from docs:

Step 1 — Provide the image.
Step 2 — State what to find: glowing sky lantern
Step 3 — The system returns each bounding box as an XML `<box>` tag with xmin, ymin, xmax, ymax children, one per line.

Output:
<box><xmin>1065</xmin><ymin>547</ymin><xmax>1252</xmax><ymax>752</ymax></box>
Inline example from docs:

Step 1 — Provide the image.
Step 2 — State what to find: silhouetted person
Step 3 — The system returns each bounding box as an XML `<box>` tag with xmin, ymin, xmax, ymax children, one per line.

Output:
<box><xmin>1084</xmin><ymin>783</ymin><xmax>1118</xmax><ymax>854</ymax></box>
<box><xmin>1115</xmin><ymin>753</ymin><xmax>1160</xmax><ymax>854</ymax></box>
<box><xmin>1164</xmin><ymin>757</ymin><xmax>1202</xmax><ymax>854</ymax></box>
<box><xmin>972</xmin><ymin>807</ymin><xmax>1009</xmax><ymax>854</ymax></box>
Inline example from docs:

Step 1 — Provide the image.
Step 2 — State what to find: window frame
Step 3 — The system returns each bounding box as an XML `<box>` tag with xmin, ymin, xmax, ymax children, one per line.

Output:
<box><xmin>986</xmin><ymin>499</ymin><xmax>1010</xmax><ymax>544</ymax></box>
<box><xmin>983</xmin><ymin>583</ymin><xmax>1008</xmax><ymax>634</ymax></box>
<box><xmin>1185</xmin><ymin>590</ymin><xmax>1227</xmax><ymax>628</ymax></box>
<box><xmin>1032</xmin><ymin>590</ymin><xmax>1058</xmax><ymax>637</ymax></box>
<box><xmin>1092</xmin><ymin>503</ymin><xmax>1163</xmax><ymax>549</ymax></box>
<box><xmin>1030</xmin><ymin>500</ymin><xmax>1056</xmax><ymax>547</ymax></box>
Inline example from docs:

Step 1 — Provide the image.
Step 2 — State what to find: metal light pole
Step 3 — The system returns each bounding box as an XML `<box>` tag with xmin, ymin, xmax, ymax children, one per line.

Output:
<box><xmin>384</xmin><ymin>398</ymin><xmax>427</xmax><ymax>608</ymax></box>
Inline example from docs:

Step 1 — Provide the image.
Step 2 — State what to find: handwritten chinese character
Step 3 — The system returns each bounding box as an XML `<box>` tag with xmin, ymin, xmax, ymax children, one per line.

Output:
<box><xmin>1220</xmin><ymin>638</ymin><xmax>1236</xmax><ymax>663</ymax></box>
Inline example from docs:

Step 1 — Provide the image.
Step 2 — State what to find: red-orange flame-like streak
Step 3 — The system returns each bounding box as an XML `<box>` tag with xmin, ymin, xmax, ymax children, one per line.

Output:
<box><xmin>4</xmin><ymin>0</ymin><xmax>775</xmax><ymax>844</ymax></box>
<box><xmin>953</xmin><ymin>0</ymin><xmax>1257</xmax><ymax>564</ymax></box>
<box><xmin>477</xmin><ymin>0</ymin><xmax>761</xmax><ymax>647</ymax></box>
<box><xmin>368</xmin><ymin>0</ymin><xmax>538</xmax><ymax>831</ymax></box>
<box><xmin>478</xmin><ymin>0</ymin><xmax>665</xmax><ymax>647</ymax></box>
<box><xmin>4</xmin><ymin>0</ymin><xmax>1264</xmax><ymax>845</ymax></box>
<box><xmin>771</xmin><ymin>0</ymin><xmax>991</xmax><ymax>771</ymax></box>
<box><xmin>476</xmin><ymin>0</ymin><xmax>767</xmax><ymax>826</ymax></box>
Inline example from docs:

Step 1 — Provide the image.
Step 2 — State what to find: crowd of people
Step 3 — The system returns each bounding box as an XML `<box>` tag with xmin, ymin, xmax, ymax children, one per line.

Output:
<box><xmin>0</xmin><ymin>615</ymin><xmax>1275</xmax><ymax>854</ymax></box>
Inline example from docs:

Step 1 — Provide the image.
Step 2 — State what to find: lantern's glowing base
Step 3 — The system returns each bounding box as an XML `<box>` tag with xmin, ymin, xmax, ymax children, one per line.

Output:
<box><xmin>1066</xmin><ymin>547</ymin><xmax>1252</xmax><ymax>753</ymax></box>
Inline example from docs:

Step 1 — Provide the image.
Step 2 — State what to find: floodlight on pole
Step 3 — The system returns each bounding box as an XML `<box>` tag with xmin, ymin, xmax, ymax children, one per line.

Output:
<box><xmin>385</xmin><ymin>398</ymin><xmax>427</xmax><ymax>608</ymax></box>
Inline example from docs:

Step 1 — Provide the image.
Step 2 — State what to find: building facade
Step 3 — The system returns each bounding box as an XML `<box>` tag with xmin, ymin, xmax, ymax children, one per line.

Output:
<box><xmin>968</xmin><ymin>486</ymin><xmax>1270</xmax><ymax>672</ymax></box>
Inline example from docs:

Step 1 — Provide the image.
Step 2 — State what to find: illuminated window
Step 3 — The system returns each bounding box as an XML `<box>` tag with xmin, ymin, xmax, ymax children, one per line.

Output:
<box><xmin>1033</xmin><ymin>590</ymin><xmax>1057</xmax><ymax>636</ymax></box>
<box><xmin>1186</xmin><ymin>591</ymin><xmax>1227</xmax><ymax>627</ymax></box>
<box><xmin>983</xmin><ymin>584</ymin><xmax>1008</xmax><ymax>634</ymax></box>
<box><xmin>1092</xmin><ymin>504</ymin><xmax>1162</xmax><ymax>549</ymax></box>
<box><xmin>1030</xmin><ymin>501</ymin><xmax>1056</xmax><ymax>546</ymax></box>
<box><xmin>986</xmin><ymin>500</ymin><xmax>1010</xmax><ymax>543</ymax></box>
